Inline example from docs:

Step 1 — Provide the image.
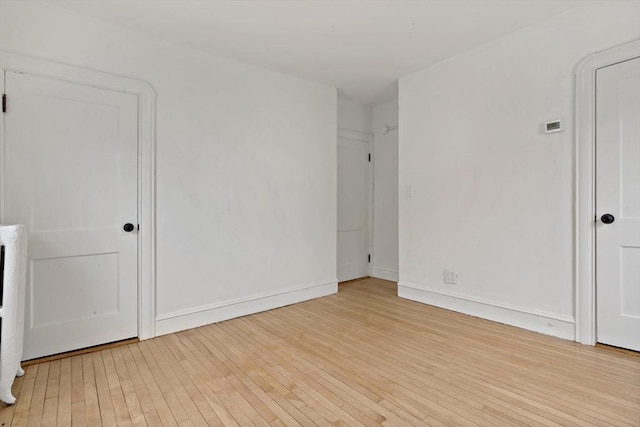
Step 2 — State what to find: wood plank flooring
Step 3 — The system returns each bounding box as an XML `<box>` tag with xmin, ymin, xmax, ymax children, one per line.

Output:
<box><xmin>1</xmin><ymin>278</ymin><xmax>638</xmax><ymax>426</ymax></box>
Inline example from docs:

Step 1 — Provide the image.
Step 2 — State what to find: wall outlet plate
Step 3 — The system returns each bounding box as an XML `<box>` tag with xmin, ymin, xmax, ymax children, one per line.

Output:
<box><xmin>406</xmin><ymin>185</ymin><xmax>413</xmax><ymax>199</ymax></box>
<box><xmin>443</xmin><ymin>270</ymin><xmax>459</xmax><ymax>285</ymax></box>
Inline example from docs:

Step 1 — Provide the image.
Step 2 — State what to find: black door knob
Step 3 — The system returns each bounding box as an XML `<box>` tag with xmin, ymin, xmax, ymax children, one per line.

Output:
<box><xmin>601</xmin><ymin>214</ymin><xmax>615</xmax><ymax>224</ymax></box>
<box><xmin>123</xmin><ymin>223</ymin><xmax>135</xmax><ymax>232</ymax></box>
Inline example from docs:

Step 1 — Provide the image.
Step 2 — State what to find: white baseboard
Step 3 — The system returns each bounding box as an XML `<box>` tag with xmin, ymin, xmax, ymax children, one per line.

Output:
<box><xmin>397</xmin><ymin>281</ymin><xmax>575</xmax><ymax>341</ymax></box>
<box><xmin>155</xmin><ymin>280</ymin><xmax>338</xmax><ymax>336</ymax></box>
<box><xmin>371</xmin><ymin>266</ymin><xmax>399</xmax><ymax>282</ymax></box>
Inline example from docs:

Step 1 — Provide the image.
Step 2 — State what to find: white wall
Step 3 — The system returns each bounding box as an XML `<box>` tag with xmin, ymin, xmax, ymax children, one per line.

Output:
<box><xmin>0</xmin><ymin>1</ymin><xmax>338</xmax><ymax>336</ymax></box>
<box><xmin>398</xmin><ymin>1</ymin><xmax>640</xmax><ymax>340</ymax></box>
<box><xmin>337</xmin><ymin>98</ymin><xmax>372</xmax><ymax>134</ymax></box>
<box><xmin>372</xmin><ymin>101</ymin><xmax>399</xmax><ymax>281</ymax></box>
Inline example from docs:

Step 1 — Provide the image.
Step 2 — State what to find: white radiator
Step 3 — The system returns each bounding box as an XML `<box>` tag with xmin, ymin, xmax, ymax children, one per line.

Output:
<box><xmin>0</xmin><ymin>224</ymin><xmax>27</xmax><ymax>405</ymax></box>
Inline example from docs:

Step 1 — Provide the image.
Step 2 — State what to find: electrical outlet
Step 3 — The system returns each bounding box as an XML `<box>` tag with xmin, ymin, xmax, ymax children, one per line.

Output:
<box><xmin>443</xmin><ymin>270</ymin><xmax>459</xmax><ymax>285</ymax></box>
<box><xmin>406</xmin><ymin>185</ymin><xmax>413</xmax><ymax>199</ymax></box>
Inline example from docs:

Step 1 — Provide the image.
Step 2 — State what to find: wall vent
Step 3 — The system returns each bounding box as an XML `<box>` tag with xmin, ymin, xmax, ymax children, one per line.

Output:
<box><xmin>544</xmin><ymin>119</ymin><xmax>564</xmax><ymax>134</ymax></box>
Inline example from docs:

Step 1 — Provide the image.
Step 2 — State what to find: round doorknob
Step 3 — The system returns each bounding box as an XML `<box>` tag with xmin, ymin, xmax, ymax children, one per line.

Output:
<box><xmin>123</xmin><ymin>223</ymin><xmax>135</xmax><ymax>232</ymax></box>
<box><xmin>601</xmin><ymin>214</ymin><xmax>615</xmax><ymax>224</ymax></box>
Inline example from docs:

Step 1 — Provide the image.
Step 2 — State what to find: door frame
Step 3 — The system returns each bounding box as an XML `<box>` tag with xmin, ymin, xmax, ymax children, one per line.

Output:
<box><xmin>575</xmin><ymin>39</ymin><xmax>640</xmax><ymax>345</ymax></box>
<box><xmin>337</xmin><ymin>128</ymin><xmax>374</xmax><ymax>279</ymax></box>
<box><xmin>0</xmin><ymin>51</ymin><xmax>157</xmax><ymax>340</ymax></box>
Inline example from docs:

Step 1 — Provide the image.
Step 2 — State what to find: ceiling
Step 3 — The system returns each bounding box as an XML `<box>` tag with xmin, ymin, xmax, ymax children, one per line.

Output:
<box><xmin>42</xmin><ymin>0</ymin><xmax>587</xmax><ymax>104</ymax></box>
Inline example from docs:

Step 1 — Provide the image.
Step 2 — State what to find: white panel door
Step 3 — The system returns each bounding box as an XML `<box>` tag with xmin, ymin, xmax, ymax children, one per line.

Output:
<box><xmin>3</xmin><ymin>71</ymin><xmax>139</xmax><ymax>360</ymax></box>
<box><xmin>596</xmin><ymin>57</ymin><xmax>640</xmax><ymax>351</ymax></box>
<box><xmin>337</xmin><ymin>133</ymin><xmax>370</xmax><ymax>282</ymax></box>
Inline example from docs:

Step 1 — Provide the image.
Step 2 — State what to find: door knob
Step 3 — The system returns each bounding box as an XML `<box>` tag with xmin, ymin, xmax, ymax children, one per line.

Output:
<box><xmin>601</xmin><ymin>214</ymin><xmax>615</xmax><ymax>224</ymax></box>
<box><xmin>123</xmin><ymin>223</ymin><xmax>135</xmax><ymax>232</ymax></box>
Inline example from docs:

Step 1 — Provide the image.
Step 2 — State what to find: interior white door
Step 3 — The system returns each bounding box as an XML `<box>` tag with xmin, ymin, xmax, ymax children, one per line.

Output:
<box><xmin>596</xmin><ymin>56</ymin><xmax>640</xmax><ymax>351</ymax></box>
<box><xmin>3</xmin><ymin>71</ymin><xmax>139</xmax><ymax>360</ymax></box>
<box><xmin>337</xmin><ymin>132</ymin><xmax>370</xmax><ymax>282</ymax></box>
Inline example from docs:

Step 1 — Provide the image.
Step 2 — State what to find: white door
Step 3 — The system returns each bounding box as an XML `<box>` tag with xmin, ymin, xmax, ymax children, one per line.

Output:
<box><xmin>596</xmin><ymin>56</ymin><xmax>640</xmax><ymax>351</ymax></box>
<box><xmin>3</xmin><ymin>71</ymin><xmax>139</xmax><ymax>360</ymax></box>
<box><xmin>337</xmin><ymin>131</ymin><xmax>371</xmax><ymax>282</ymax></box>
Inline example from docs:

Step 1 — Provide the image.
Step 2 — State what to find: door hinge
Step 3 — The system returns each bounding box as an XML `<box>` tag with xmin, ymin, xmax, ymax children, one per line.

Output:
<box><xmin>368</xmin><ymin>254</ymin><xmax>371</xmax><ymax>263</ymax></box>
<box><xmin>0</xmin><ymin>245</ymin><xmax>5</xmax><ymax>302</ymax></box>
<box><xmin>368</xmin><ymin>153</ymin><xmax>371</xmax><ymax>162</ymax></box>
<box><xmin>2</xmin><ymin>94</ymin><xmax>6</xmax><ymax>113</ymax></box>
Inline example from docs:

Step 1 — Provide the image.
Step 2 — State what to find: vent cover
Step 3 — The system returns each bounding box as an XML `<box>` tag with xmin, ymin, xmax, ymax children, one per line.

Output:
<box><xmin>544</xmin><ymin>119</ymin><xmax>564</xmax><ymax>134</ymax></box>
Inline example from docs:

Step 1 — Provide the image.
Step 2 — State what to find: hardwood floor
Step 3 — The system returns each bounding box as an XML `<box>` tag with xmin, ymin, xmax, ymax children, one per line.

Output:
<box><xmin>1</xmin><ymin>277</ymin><xmax>638</xmax><ymax>426</ymax></box>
